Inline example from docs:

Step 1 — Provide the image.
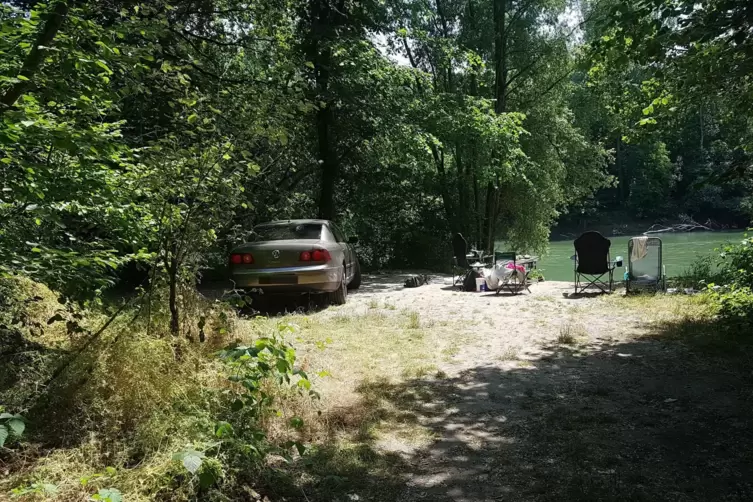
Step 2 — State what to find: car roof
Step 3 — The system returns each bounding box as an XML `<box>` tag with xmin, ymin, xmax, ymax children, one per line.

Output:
<box><xmin>254</xmin><ymin>219</ymin><xmax>331</xmax><ymax>227</ymax></box>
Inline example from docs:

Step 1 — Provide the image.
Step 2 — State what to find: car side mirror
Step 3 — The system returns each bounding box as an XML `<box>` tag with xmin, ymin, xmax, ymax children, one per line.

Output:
<box><xmin>348</xmin><ymin>236</ymin><xmax>359</xmax><ymax>244</ymax></box>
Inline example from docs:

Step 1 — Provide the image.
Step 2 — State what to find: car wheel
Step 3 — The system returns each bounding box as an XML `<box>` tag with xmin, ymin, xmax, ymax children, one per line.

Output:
<box><xmin>348</xmin><ymin>260</ymin><xmax>362</xmax><ymax>290</ymax></box>
<box><xmin>329</xmin><ymin>265</ymin><xmax>348</xmax><ymax>305</ymax></box>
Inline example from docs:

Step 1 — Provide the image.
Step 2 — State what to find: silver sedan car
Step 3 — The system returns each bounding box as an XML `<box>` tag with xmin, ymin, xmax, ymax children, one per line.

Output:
<box><xmin>229</xmin><ymin>219</ymin><xmax>361</xmax><ymax>304</ymax></box>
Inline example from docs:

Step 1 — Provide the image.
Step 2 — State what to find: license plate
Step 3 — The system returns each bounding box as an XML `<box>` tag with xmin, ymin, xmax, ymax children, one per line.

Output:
<box><xmin>260</xmin><ymin>275</ymin><xmax>298</xmax><ymax>285</ymax></box>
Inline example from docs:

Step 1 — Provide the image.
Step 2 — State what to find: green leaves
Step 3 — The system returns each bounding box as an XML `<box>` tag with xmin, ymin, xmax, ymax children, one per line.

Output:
<box><xmin>0</xmin><ymin>411</ymin><xmax>25</xmax><ymax>447</ymax></box>
<box><xmin>91</xmin><ymin>488</ymin><xmax>122</xmax><ymax>502</ymax></box>
<box><xmin>7</xmin><ymin>417</ymin><xmax>24</xmax><ymax>437</ymax></box>
<box><xmin>216</xmin><ymin>328</ymin><xmax>313</xmax><ymax>461</ymax></box>
<box><xmin>172</xmin><ymin>449</ymin><xmax>205</xmax><ymax>474</ymax></box>
<box><xmin>95</xmin><ymin>60</ymin><xmax>113</xmax><ymax>75</ymax></box>
<box><xmin>214</xmin><ymin>421</ymin><xmax>234</xmax><ymax>438</ymax></box>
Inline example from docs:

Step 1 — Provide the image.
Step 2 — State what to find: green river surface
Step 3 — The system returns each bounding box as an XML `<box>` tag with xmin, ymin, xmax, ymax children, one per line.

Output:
<box><xmin>513</xmin><ymin>230</ymin><xmax>748</xmax><ymax>282</ymax></box>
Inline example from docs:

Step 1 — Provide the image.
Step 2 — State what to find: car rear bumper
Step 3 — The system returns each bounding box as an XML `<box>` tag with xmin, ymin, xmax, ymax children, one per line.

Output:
<box><xmin>230</xmin><ymin>264</ymin><xmax>341</xmax><ymax>294</ymax></box>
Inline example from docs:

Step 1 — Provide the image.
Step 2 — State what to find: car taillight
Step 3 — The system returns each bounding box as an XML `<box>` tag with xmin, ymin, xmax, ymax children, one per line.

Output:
<box><xmin>300</xmin><ymin>249</ymin><xmax>331</xmax><ymax>262</ymax></box>
<box><xmin>312</xmin><ymin>249</ymin><xmax>331</xmax><ymax>262</ymax></box>
<box><xmin>230</xmin><ymin>253</ymin><xmax>253</xmax><ymax>264</ymax></box>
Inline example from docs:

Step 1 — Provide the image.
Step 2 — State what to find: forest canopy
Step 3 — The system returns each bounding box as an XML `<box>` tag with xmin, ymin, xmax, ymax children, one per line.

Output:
<box><xmin>1</xmin><ymin>0</ymin><xmax>751</xmax><ymax>297</ymax></box>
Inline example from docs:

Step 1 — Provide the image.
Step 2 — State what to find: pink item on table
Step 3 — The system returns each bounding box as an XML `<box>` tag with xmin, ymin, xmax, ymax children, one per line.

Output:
<box><xmin>505</xmin><ymin>262</ymin><xmax>526</xmax><ymax>275</ymax></box>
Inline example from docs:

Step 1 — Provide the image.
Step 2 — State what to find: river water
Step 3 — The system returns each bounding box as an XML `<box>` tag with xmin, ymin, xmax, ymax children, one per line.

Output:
<box><xmin>507</xmin><ymin>231</ymin><xmax>748</xmax><ymax>282</ymax></box>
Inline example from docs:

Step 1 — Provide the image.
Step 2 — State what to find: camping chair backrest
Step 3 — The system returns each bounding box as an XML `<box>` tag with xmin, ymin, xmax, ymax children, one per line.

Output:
<box><xmin>628</xmin><ymin>237</ymin><xmax>663</xmax><ymax>281</ymax></box>
<box><xmin>494</xmin><ymin>251</ymin><xmax>516</xmax><ymax>264</ymax></box>
<box><xmin>452</xmin><ymin>233</ymin><xmax>469</xmax><ymax>268</ymax></box>
<box><xmin>574</xmin><ymin>231</ymin><xmax>611</xmax><ymax>274</ymax></box>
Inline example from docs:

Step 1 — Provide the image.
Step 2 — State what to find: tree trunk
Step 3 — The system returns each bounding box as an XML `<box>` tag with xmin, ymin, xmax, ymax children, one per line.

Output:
<box><xmin>616</xmin><ymin>135</ymin><xmax>625</xmax><ymax>203</ymax></box>
<box><xmin>699</xmin><ymin>102</ymin><xmax>704</xmax><ymax>151</ymax></box>
<box><xmin>165</xmin><ymin>252</ymin><xmax>180</xmax><ymax>336</ymax></box>
<box><xmin>455</xmin><ymin>143</ymin><xmax>466</xmax><ymax>233</ymax></box>
<box><xmin>482</xmin><ymin>0</ymin><xmax>508</xmax><ymax>253</ymax></box>
<box><xmin>473</xmin><ymin>177</ymin><xmax>481</xmax><ymax>249</ymax></box>
<box><xmin>483</xmin><ymin>181</ymin><xmax>497</xmax><ymax>252</ymax></box>
<box><xmin>467</xmin><ymin>0</ymin><xmax>482</xmax><ymax>248</ymax></box>
<box><xmin>431</xmin><ymin>144</ymin><xmax>458</xmax><ymax>232</ymax></box>
<box><xmin>308</xmin><ymin>0</ymin><xmax>340</xmax><ymax>221</ymax></box>
<box><xmin>1</xmin><ymin>1</ymin><xmax>69</xmax><ymax>111</ymax></box>
<box><xmin>493</xmin><ymin>0</ymin><xmax>508</xmax><ymax>115</ymax></box>
<box><xmin>316</xmin><ymin>76</ymin><xmax>336</xmax><ymax>220</ymax></box>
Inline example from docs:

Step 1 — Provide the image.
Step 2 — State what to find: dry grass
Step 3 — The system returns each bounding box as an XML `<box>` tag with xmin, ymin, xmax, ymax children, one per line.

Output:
<box><xmin>557</xmin><ymin>323</ymin><xmax>587</xmax><ymax>345</ymax></box>
<box><xmin>601</xmin><ymin>291</ymin><xmax>715</xmax><ymax>320</ymax></box>
<box><xmin>499</xmin><ymin>345</ymin><xmax>520</xmax><ymax>361</ymax></box>
<box><xmin>406</xmin><ymin>311</ymin><xmax>421</xmax><ymax>329</ymax></box>
<box><xmin>234</xmin><ymin>309</ymin><xmax>468</xmax><ymax>446</ymax></box>
<box><xmin>0</xmin><ymin>284</ymin><xmax>238</xmax><ymax>502</ymax></box>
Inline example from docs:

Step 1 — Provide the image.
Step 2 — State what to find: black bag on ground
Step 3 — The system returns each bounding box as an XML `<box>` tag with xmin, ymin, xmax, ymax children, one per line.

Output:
<box><xmin>463</xmin><ymin>270</ymin><xmax>481</xmax><ymax>292</ymax></box>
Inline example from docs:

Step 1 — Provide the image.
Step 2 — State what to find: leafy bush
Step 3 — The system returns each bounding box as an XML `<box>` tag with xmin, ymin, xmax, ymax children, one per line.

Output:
<box><xmin>709</xmin><ymin>286</ymin><xmax>753</xmax><ymax>326</ymax></box>
<box><xmin>673</xmin><ymin>255</ymin><xmax>719</xmax><ymax>289</ymax></box>
<box><xmin>0</xmin><ymin>407</ymin><xmax>25</xmax><ymax>448</ymax></box>
<box><xmin>706</xmin><ymin>235</ymin><xmax>753</xmax><ymax>326</ymax></box>
<box><xmin>1</xmin><ymin>276</ymin><xmax>313</xmax><ymax>501</ymax></box>
<box><xmin>719</xmin><ymin>236</ymin><xmax>753</xmax><ymax>288</ymax></box>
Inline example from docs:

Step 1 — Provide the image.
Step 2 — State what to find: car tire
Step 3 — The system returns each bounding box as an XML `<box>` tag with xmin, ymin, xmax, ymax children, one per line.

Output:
<box><xmin>348</xmin><ymin>260</ymin><xmax>362</xmax><ymax>290</ymax></box>
<box><xmin>329</xmin><ymin>266</ymin><xmax>348</xmax><ymax>305</ymax></box>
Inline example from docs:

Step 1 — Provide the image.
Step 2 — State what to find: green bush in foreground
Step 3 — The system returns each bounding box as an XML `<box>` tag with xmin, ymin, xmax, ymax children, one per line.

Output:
<box><xmin>0</xmin><ymin>277</ymin><xmax>312</xmax><ymax>501</ymax></box>
<box><xmin>719</xmin><ymin>236</ymin><xmax>753</xmax><ymax>289</ymax></box>
<box><xmin>704</xmin><ymin>235</ymin><xmax>753</xmax><ymax>326</ymax></box>
<box><xmin>710</xmin><ymin>286</ymin><xmax>753</xmax><ymax>326</ymax></box>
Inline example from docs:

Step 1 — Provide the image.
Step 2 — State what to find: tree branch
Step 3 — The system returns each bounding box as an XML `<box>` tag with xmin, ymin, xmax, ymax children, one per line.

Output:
<box><xmin>505</xmin><ymin>0</ymin><xmax>536</xmax><ymax>34</ymax></box>
<box><xmin>1</xmin><ymin>1</ymin><xmax>69</xmax><ymax>111</ymax></box>
<box><xmin>175</xmin><ymin>27</ymin><xmax>275</xmax><ymax>47</ymax></box>
<box><xmin>519</xmin><ymin>65</ymin><xmax>574</xmax><ymax>108</ymax></box>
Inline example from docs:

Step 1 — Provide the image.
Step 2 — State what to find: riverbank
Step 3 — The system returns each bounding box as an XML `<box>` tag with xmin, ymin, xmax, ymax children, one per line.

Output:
<box><xmin>550</xmin><ymin>211</ymin><xmax>748</xmax><ymax>241</ymax></box>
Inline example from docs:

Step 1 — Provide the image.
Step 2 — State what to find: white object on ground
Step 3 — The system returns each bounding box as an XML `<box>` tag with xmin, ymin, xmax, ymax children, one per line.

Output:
<box><xmin>484</xmin><ymin>268</ymin><xmax>499</xmax><ymax>289</ymax></box>
<box><xmin>486</xmin><ymin>261</ymin><xmax>526</xmax><ymax>290</ymax></box>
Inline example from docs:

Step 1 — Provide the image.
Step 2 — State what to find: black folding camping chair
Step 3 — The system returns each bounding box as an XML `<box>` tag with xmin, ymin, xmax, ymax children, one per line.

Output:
<box><xmin>573</xmin><ymin>231</ymin><xmax>615</xmax><ymax>294</ymax></box>
<box><xmin>451</xmin><ymin>233</ymin><xmax>473</xmax><ymax>289</ymax></box>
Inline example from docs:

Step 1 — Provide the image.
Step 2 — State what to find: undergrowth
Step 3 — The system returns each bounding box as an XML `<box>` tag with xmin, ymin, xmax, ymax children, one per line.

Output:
<box><xmin>0</xmin><ymin>276</ymin><xmax>314</xmax><ymax>501</ymax></box>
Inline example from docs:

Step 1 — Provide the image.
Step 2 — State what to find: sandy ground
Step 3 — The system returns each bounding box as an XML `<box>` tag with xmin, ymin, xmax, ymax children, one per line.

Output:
<box><xmin>344</xmin><ymin>274</ymin><xmax>647</xmax><ymax>371</ymax></box>
<box><xmin>243</xmin><ymin>273</ymin><xmax>753</xmax><ymax>501</ymax></box>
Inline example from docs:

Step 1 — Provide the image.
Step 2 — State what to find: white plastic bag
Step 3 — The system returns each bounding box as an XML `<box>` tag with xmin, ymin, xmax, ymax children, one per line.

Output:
<box><xmin>484</xmin><ymin>268</ymin><xmax>499</xmax><ymax>289</ymax></box>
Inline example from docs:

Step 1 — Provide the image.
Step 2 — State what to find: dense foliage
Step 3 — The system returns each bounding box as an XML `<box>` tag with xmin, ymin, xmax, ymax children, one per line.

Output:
<box><xmin>582</xmin><ymin>0</ymin><xmax>753</xmax><ymax>226</ymax></box>
<box><xmin>2</xmin><ymin>0</ymin><xmax>751</xmax><ymax>298</ymax></box>
<box><xmin>1</xmin><ymin>0</ymin><xmax>615</xmax><ymax>303</ymax></box>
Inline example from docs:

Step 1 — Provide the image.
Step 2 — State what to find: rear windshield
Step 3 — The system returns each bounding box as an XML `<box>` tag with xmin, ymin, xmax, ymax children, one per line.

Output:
<box><xmin>253</xmin><ymin>223</ymin><xmax>323</xmax><ymax>241</ymax></box>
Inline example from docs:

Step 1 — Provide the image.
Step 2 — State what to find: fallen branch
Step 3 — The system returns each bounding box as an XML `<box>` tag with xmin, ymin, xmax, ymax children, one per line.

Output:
<box><xmin>644</xmin><ymin>222</ymin><xmax>712</xmax><ymax>234</ymax></box>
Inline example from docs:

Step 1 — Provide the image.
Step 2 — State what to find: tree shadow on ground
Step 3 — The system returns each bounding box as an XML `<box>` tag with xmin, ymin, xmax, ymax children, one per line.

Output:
<box><xmin>271</xmin><ymin>316</ymin><xmax>753</xmax><ymax>501</ymax></box>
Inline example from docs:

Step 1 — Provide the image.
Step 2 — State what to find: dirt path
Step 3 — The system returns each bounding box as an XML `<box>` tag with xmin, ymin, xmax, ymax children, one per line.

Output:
<box><xmin>253</xmin><ymin>274</ymin><xmax>753</xmax><ymax>501</ymax></box>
